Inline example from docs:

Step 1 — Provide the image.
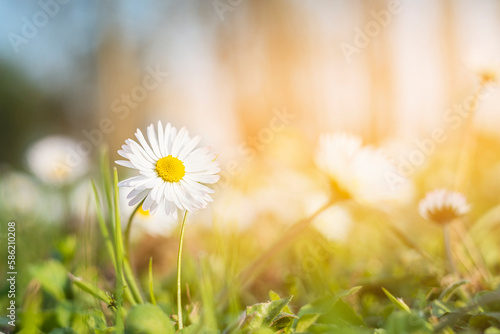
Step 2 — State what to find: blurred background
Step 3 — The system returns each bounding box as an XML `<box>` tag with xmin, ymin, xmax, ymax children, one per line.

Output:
<box><xmin>2</xmin><ymin>0</ymin><xmax>500</xmax><ymax>331</ymax></box>
<box><xmin>1</xmin><ymin>0</ymin><xmax>500</xmax><ymax>168</ymax></box>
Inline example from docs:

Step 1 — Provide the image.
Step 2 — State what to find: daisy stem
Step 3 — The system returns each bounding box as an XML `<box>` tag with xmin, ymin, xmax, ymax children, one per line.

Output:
<box><xmin>177</xmin><ymin>210</ymin><xmax>189</xmax><ymax>330</ymax></box>
<box><xmin>443</xmin><ymin>224</ymin><xmax>457</xmax><ymax>275</ymax></box>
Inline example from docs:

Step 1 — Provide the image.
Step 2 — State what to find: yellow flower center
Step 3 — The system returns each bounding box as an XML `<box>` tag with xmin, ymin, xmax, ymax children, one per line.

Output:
<box><xmin>137</xmin><ymin>206</ymin><xmax>150</xmax><ymax>217</ymax></box>
<box><xmin>155</xmin><ymin>155</ymin><xmax>186</xmax><ymax>182</ymax></box>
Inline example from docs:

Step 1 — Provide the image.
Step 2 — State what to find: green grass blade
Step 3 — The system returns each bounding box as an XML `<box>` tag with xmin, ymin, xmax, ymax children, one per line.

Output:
<box><xmin>124</xmin><ymin>257</ymin><xmax>144</xmax><ymax>304</ymax></box>
<box><xmin>69</xmin><ymin>273</ymin><xmax>112</xmax><ymax>305</ymax></box>
<box><xmin>149</xmin><ymin>257</ymin><xmax>157</xmax><ymax>305</ymax></box>
<box><xmin>382</xmin><ymin>287</ymin><xmax>411</xmax><ymax>313</ymax></box>
<box><xmin>113</xmin><ymin>167</ymin><xmax>125</xmax><ymax>333</ymax></box>
<box><xmin>91</xmin><ymin>180</ymin><xmax>117</xmax><ymax>271</ymax></box>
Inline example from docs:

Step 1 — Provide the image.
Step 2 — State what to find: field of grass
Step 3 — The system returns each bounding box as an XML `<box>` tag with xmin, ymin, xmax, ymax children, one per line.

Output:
<box><xmin>2</xmin><ymin>102</ymin><xmax>500</xmax><ymax>334</ymax></box>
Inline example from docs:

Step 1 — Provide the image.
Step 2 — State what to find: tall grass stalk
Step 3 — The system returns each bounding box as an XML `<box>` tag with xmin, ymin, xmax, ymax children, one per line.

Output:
<box><xmin>113</xmin><ymin>168</ymin><xmax>125</xmax><ymax>333</ymax></box>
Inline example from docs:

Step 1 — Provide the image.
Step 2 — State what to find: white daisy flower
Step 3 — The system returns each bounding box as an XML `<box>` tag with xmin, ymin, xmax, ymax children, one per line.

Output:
<box><xmin>116</xmin><ymin>121</ymin><xmax>220</xmax><ymax>215</ymax></box>
<box><xmin>315</xmin><ymin>133</ymin><xmax>410</xmax><ymax>205</ymax></box>
<box><xmin>418</xmin><ymin>189</ymin><xmax>470</xmax><ymax>225</ymax></box>
<box><xmin>26</xmin><ymin>136</ymin><xmax>88</xmax><ymax>185</ymax></box>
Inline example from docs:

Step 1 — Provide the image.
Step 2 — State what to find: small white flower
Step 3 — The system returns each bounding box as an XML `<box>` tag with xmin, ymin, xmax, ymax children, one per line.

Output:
<box><xmin>116</xmin><ymin>121</ymin><xmax>220</xmax><ymax>215</ymax></box>
<box><xmin>315</xmin><ymin>133</ymin><xmax>409</xmax><ymax>205</ymax></box>
<box><xmin>26</xmin><ymin>136</ymin><xmax>88</xmax><ymax>185</ymax></box>
<box><xmin>418</xmin><ymin>189</ymin><xmax>470</xmax><ymax>224</ymax></box>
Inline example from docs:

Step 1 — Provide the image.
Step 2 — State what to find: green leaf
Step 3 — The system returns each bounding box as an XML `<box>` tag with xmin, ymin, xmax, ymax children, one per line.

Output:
<box><xmin>69</xmin><ymin>273</ymin><xmax>111</xmax><ymax>304</ymax></box>
<box><xmin>469</xmin><ymin>313</ymin><xmax>500</xmax><ymax>331</ymax></box>
<box><xmin>269</xmin><ymin>290</ymin><xmax>292</xmax><ymax>314</ymax></box>
<box><xmin>295</xmin><ymin>313</ymin><xmax>320</xmax><ymax>332</ymax></box>
<box><xmin>30</xmin><ymin>260</ymin><xmax>68</xmax><ymax>301</ymax></box>
<box><xmin>382</xmin><ymin>288</ymin><xmax>411</xmax><ymax>313</ymax></box>
<box><xmin>430</xmin><ymin>299</ymin><xmax>455</xmax><ymax>318</ymax></box>
<box><xmin>125</xmin><ymin>304</ymin><xmax>175</xmax><ymax>334</ymax></box>
<box><xmin>439</xmin><ymin>280</ymin><xmax>469</xmax><ymax>302</ymax></box>
<box><xmin>334</xmin><ymin>286</ymin><xmax>362</xmax><ymax>299</ymax></box>
<box><xmin>48</xmin><ymin>329</ymin><xmax>77</xmax><ymax>334</ymax></box>
<box><xmin>384</xmin><ymin>312</ymin><xmax>432</xmax><ymax>334</ymax></box>
<box><xmin>298</xmin><ymin>286</ymin><xmax>361</xmax><ymax>317</ymax></box>
<box><xmin>241</xmin><ymin>296</ymin><xmax>293</xmax><ymax>332</ymax></box>
<box><xmin>270</xmin><ymin>312</ymin><xmax>298</xmax><ymax>329</ymax></box>
<box><xmin>56</xmin><ymin>236</ymin><xmax>77</xmax><ymax>264</ymax></box>
<box><xmin>324</xmin><ymin>299</ymin><xmax>364</xmax><ymax>327</ymax></box>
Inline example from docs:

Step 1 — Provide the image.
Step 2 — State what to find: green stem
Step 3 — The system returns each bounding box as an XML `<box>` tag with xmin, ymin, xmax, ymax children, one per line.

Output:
<box><xmin>177</xmin><ymin>211</ymin><xmax>189</xmax><ymax>330</ymax></box>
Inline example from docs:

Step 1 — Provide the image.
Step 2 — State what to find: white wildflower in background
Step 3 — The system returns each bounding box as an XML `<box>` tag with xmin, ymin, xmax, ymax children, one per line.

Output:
<box><xmin>119</xmin><ymin>188</ymin><xmax>176</xmax><ymax>238</ymax></box>
<box><xmin>312</xmin><ymin>204</ymin><xmax>352</xmax><ymax>243</ymax></box>
<box><xmin>0</xmin><ymin>171</ymin><xmax>65</xmax><ymax>222</ymax></box>
<box><xmin>464</xmin><ymin>51</ymin><xmax>499</xmax><ymax>84</ymax></box>
<box><xmin>315</xmin><ymin>133</ymin><xmax>410</xmax><ymax>205</ymax></box>
<box><xmin>116</xmin><ymin>121</ymin><xmax>220</xmax><ymax>215</ymax></box>
<box><xmin>418</xmin><ymin>189</ymin><xmax>470</xmax><ymax>225</ymax></box>
<box><xmin>0</xmin><ymin>171</ymin><xmax>42</xmax><ymax>213</ymax></box>
<box><xmin>26</xmin><ymin>136</ymin><xmax>88</xmax><ymax>185</ymax></box>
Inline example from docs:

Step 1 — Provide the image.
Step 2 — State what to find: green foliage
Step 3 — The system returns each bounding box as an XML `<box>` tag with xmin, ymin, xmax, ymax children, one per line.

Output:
<box><xmin>125</xmin><ymin>304</ymin><xmax>174</xmax><ymax>334</ymax></box>
<box><xmin>6</xmin><ymin>138</ymin><xmax>500</xmax><ymax>333</ymax></box>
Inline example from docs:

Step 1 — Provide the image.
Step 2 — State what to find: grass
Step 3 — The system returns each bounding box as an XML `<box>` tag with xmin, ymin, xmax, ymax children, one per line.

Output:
<box><xmin>2</xmin><ymin>131</ymin><xmax>500</xmax><ymax>333</ymax></box>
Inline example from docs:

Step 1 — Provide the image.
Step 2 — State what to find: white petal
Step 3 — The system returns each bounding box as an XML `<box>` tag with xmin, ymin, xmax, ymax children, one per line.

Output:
<box><xmin>157</xmin><ymin>121</ymin><xmax>166</xmax><ymax>157</ymax></box>
<box><xmin>186</xmin><ymin>173</ymin><xmax>220</xmax><ymax>184</ymax></box>
<box><xmin>115</xmin><ymin>160</ymin><xmax>135</xmax><ymax>169</ymax></box>
<box><xmin>178</xmin><ymin>135</ymin><xmax>201</xmax><ymax>161</ymax></box>
<box><xmin>147</xmin><ymin>124</ymin><xmax>162</xmax><ymax>158</ymax></box>
<box><xmin>135</xmin><ymin>129</ymin><xmax>159</xmax><ymax>161</ymax></box>
<box><xmin>171</xmin><ymin>127</ymin><xmax>188</xmax><ymax>157</ymax></box>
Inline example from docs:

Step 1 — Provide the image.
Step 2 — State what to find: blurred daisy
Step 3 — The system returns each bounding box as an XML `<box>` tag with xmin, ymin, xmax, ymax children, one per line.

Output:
<box><xmin>119</xmin><ymin>188</ymin><xmax>176</xmax><ymax>238</ymax></box>
<box><xmin>463</xmin><ymin>51</ymin><xmax>499</xmax><ymax>84</ymax></box>
<box><xmin>26</xmin><ymin>136</ymin><xmax>88</xmax><ymax>185</ymax></box>
<box><xmin>116</xmin><ymin>121</ymin><xmax>220</xmax><ymax>215</ymax></box>
<box><xmin>0</xmin><ymin>170</ymin><xmax>65</xmax><ymax>222</ymax></box>
<box><xmin>0</xmin><ymin>171</ymin><xmax>42</xmax><ymax>213</ymax></box>
<box><xmin>315</xmin><ymin>133</ymin><xmax>410</xmax><ymax>206</ymax></box>
<box><xmin>418</xmin><ymin>189</ymin><xmax>470</xmax><ymax>225</ymax></box>
<box><xmin>312</xmin><ymin>204</ymin><xmax>352</xmax><ymax>243</ymax></box>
